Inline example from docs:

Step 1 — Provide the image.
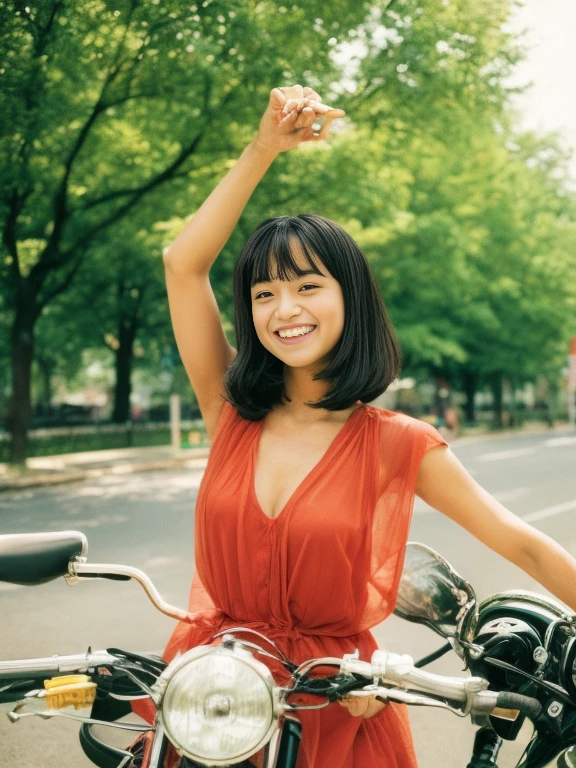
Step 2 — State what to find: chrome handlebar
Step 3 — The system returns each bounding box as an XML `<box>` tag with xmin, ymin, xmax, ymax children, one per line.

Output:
<box><xmin>0</xmin><ymin>651</ymin><xmax>118</xmax><ymax>682</ymax></box>
<box><xmin>339</xmin><ymin>650</ymin><xmax>540</xmax><ymax>719</ymax></box>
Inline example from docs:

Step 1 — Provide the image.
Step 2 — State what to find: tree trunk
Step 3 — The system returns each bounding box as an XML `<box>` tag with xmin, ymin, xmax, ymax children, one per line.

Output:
<box><xmin>9</xmin><ymin>313</ymin><xmax>35</xmax><ymax>464</ymax></box>
<box><xmin>490</xmin><ymin>373</ymin><xmax>504</xmax><ymax>428</ymax></box>
<box><xmin>112</xmin><ymin>320</ymin><xmax>137</xmax><ymax>423</ymax></box>
<box><xmin>461</xmin><ymin>368</ymin><xmax>478</xmax><ymax>422</ymax></box>
<box><xmin>36</xmin><ymin>353</ymin><xmax>53</xmax><ymax>410</ymax></box>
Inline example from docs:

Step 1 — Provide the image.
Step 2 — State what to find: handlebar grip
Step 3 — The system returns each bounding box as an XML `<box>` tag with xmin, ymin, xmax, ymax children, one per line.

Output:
<box><xmin>495</xmin><ymin>691</ymin><xmax>542</xmax><ymax>720</ymax></box>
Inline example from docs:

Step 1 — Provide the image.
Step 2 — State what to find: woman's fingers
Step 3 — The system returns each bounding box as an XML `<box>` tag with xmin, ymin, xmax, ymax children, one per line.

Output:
<box><xmin>303</xmin><ymin>99</ymin><xmax>346</xmax><ymax>117</ymax></box>
<box><xmin>279</xmin><ymin>103</ymin><xmax>317</xmax><ymax>130</ymax></box>
<box><xmin>281</xmin><ymin>102</ymin><xmax>345</xmax><ymax>125</ymax></box>
<box><xmin>281</xmin><ymin>97</ymin><xmax>309</xmax><ymax>116</ymax></box>
<box><xmin>279</xmin><ymin>108</ymin><xmax>300</xmax><ymax>125</ymax></box>
<box><xmin>303</xmin><ymin>87</ymin><xmax>322</xmax><ymax>103</ymax></box>
<box><xmin>294</xmin><ymin>106</ymin><xmax>317</xmax><ymax>128</ymax></box>
<box><xmin>269</xmin><ymin>87</ymin><xmax>288</xmax><ymax>112</ymax></box>
<box><xmin>278</xmin><ymin>84</ymin><xmax>305</xmax><ymax>102</ymax></box>
<box><xmin>281</xmin><ymin>96</ymin><xmax>345</xmax><ymax>115</ymax></box>
<box><xmin>280</xmin><ymin>84</ymin><xmax>323</xmax><ymax>103</ymax></box>
<box><xmin>339</xmin><ymin>696</ymin><xmax>370</xmax><ymax>717</ymax></box>
<box><xmin>272</xmin><ymin>86</ymin><xmax>346</xmax><ymax>147</ymax></box>
<box><xmin>339</xmin><ymin>694</ymin><xmax>388</xmax><ymax>719</ymax></box>
<box><xmin>275</xmin><ymin>85</ymin><xmax>341</xmax><ymax>121</ymax></box>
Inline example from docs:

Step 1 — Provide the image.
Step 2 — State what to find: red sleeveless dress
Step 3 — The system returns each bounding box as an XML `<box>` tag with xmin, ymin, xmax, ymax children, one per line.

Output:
<box><xmin>132</xmin><ymin>401</ymin><xmax>448</xmax><ymax>767</ymax></box>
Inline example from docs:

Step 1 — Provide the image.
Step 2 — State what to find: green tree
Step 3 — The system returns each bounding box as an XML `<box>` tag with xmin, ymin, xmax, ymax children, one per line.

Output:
<box><xmin>0</xmin><ymin>0</ymin><xmax>377</xmax><ymax>461</ymax></box>
<box><xmin>4</xmin><ymin>0</ymin><xmax>571</xmax><ymax>460</ymax></box>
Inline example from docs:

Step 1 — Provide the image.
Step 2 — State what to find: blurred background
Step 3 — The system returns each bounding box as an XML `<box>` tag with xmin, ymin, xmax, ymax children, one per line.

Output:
<box><xmin>2</xmin><ymin>2</ymin><xmax>576</xmax><ymax>767</ymax></box>
<box><xmin>1</xmin><ymin>0</ymin><xmax>575</xmax><ymax>464</ymax></box>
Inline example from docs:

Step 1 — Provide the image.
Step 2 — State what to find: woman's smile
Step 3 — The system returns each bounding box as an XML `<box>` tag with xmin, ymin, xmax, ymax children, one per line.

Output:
<box><xmin>274</xmin><ymin>325</ymin><xmax>318</xmax><ymax>345</ymax></box>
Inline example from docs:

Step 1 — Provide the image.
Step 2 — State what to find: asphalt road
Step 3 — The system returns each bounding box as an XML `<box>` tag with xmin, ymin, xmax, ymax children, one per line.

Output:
<box><xmin>1</xmin><ymin>428</ymin><xmax>575</xmax><ymax>768</ymax></box>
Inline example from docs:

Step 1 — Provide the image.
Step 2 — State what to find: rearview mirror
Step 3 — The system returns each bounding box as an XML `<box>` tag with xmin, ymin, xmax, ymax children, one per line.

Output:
<box><xmin>394</xmin><ymin>542</ymin><xmax>476</xmax><ymax>639</ymax></box>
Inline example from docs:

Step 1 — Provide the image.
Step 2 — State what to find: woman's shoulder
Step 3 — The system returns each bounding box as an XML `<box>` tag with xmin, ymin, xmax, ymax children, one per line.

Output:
<box><xmin>366</xmin><ymin>405</ymin><xmax>447</xmax><ymax>444</ymax></box>
<box><xmin>365</xmin><ymin>404</ymin><xmax>421</xmax><ymax>427</ymax></box>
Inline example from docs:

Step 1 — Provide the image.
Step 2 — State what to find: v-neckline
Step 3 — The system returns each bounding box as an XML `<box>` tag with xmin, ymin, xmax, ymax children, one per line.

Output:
<box><xmin>250</xmin><ymin>402</ymin><xmax>368</xmax><ymax>524</ymax></box>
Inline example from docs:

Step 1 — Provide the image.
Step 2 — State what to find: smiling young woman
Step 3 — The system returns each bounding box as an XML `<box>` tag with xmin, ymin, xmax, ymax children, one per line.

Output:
<box><xmin>132</xmin><ymin>84</ymin><xmax>576</xmax><ymax>768</ymax></box>
<box><xmin>225</xmin><ymin>214</ymin><xmax>401</xmax><ymax>423</ymax></box>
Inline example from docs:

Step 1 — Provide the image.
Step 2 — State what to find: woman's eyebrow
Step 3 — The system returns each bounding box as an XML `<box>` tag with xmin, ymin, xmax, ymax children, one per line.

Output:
<box><xmin>251</xmin><ymin>270</ymin><xmax>325</xmax><ymax>287</ymax></box>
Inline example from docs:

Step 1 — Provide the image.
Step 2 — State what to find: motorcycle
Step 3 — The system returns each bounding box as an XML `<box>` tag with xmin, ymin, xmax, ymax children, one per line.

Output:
<box><xmin>1</xmin><ymin>531</ymin><xmax>575</xmax><ymax>768</ymax></box>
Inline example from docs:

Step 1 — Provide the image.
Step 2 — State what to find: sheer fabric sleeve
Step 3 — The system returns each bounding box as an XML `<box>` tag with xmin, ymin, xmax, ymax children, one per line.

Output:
<box><xmin>417</xmin><ymin>418</ymin><xmax>450</xmax><ymax>455</ymax></box>
<box><xmin>358</xmin><ymin>412</ymin><xmax>449</xmax><ymax>632</ymax></box>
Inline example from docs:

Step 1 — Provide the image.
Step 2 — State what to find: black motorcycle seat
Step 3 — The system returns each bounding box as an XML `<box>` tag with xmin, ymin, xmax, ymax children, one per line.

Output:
<box><xmin>0</xmin><ymin>531</ymin><xmax>87</xmax><ymax>585</ymax></box>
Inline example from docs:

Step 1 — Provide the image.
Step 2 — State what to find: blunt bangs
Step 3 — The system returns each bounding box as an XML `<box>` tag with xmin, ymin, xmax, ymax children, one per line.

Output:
<box><xmin>223</xmin><ymin>214</ymin><xmax>402</xmax><ymax>421</ymax></box>
<box><xmin>249</xmin><ymin>225</ymin><xmax>328</xmax><ymax>287</ymax></box>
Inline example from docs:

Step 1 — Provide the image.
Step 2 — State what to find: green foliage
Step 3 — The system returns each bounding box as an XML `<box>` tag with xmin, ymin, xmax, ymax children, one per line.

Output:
<box><xmin>1</xmin><ymin>0</ymin><xmax>575</xmax><ymax>445</ymax></box>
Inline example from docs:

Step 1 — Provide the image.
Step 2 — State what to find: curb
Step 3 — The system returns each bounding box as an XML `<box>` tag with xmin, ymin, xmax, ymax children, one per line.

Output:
<box><xmin>0</xmin><ymin>454</ymin><xmax>210</xmax><ymax>493</ymax></box>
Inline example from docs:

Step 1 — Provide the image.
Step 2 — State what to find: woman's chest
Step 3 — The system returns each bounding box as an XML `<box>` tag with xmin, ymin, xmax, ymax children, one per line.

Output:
<box><xmin>254</xmin><ymin>424</ymin><xmax>346</xmax><ymax>521</ymax></box>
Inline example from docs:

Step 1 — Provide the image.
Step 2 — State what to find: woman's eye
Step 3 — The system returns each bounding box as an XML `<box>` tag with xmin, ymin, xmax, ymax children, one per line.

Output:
<box><xmin>254</xmin><ymin>284</ymin><xmax>318</xmax><ymax>300</ymax></box>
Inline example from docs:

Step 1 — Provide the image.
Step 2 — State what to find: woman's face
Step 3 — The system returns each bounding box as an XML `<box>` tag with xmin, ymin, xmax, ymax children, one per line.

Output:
<box><xmin>250</xmin><ymin>248</ymin><xmax>345</xmax><ymax>368</ymax></box>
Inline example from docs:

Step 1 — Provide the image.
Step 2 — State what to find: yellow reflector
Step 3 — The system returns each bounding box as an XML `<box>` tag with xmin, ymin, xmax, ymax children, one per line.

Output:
<box><xmin>44</xmin><ymin>675</ymin><xmax>97</xmax><ymax>710</ymax></box>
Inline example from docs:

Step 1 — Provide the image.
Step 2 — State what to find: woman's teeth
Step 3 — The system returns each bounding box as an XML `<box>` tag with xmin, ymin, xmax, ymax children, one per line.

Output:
<box><xmin>277</xmin><ymin>325</ymin><xmax>316</xmax><ymax>338</ymax></box>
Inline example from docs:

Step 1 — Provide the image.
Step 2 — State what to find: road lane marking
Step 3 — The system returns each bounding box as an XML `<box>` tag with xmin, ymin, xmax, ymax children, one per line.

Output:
<box><xmin>545</xmin><ymin>436</ymin><xmax>576</xmax><ymax>448</ymax></box>
<box><xmin>478</xmin><ymin>448</ymin><xmax>537</xmax><ymax>462</ymax></box>
<box><xmin>522</xmin><ymin>498</ymin><xmax>576</xmax><ymax>523</ymax></box>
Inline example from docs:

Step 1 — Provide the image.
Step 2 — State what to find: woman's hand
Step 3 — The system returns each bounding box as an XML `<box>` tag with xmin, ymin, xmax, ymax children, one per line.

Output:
<box><xmin>338</xmin><ymin>693</ymin><xmax>388</xmax><ymax>719</ymax></box>
<box><xmin>253</xmin><ymin>84</ymin><xmax>346</xmax><ymax>155</ymax></box>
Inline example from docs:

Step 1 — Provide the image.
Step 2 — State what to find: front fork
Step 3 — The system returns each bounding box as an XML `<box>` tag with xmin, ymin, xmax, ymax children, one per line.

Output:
<box><xmin>274</xmin><ymin>717</ymin><xmax>301</xmax><ymax>768</ymax></box>
<box><xmin>466</xmin><ymin>727</ymin><xmax>503</xmax><ymax>768</ymax></box>
<box><xmin>147</xmin><ymin>715</ymin><xmax>302</xmax><ymax>768</ymax></box>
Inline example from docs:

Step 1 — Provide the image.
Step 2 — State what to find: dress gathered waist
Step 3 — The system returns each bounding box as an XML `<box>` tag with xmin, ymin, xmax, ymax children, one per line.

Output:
<box><xmin>185</xmin><ymin>607</ymin><xmax>370</xmax><ymax>645</ymax></box>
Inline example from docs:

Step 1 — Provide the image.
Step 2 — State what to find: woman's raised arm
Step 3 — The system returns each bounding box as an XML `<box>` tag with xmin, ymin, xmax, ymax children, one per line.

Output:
<box><xmin>161</xmin><ymin>86</ymin><xmax>345</xmax><ymax>439</ymax></box>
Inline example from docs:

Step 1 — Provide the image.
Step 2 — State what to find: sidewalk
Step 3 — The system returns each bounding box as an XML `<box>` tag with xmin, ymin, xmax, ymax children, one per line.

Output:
<box><xmin>0</xmin><ymin>445</ymin><xmax>211</xmax><ymax>493</ymax></box>
<box><xmin>0</xmin><ymin>421</ymin><xmax>573</xmax><ymax>493</ymax></box>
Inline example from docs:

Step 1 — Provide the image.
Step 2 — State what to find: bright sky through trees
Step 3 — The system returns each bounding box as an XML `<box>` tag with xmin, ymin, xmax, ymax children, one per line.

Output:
<box><xmin>507</xmin><ymin>0</ymin><xmax>576</xmax><ymax>179</ymax></box>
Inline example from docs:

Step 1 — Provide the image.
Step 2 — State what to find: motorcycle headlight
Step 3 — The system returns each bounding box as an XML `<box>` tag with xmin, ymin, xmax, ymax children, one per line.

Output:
<box><xmin>156</xmin><ymin>644</ymin><xmax>278</xmax><ymax>766</ymax></box>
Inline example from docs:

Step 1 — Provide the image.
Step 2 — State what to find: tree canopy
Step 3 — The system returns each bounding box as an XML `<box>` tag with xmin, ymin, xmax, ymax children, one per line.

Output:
<box><xmin>1</xmin><ymin>0</ymin><xmax>575</xmax><ymax>460</ymax></box>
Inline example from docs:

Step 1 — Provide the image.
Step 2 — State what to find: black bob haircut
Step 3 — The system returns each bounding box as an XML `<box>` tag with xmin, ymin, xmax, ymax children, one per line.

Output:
<box><xmin>222</xmin><ymin>213</ymin><xmax>402</xmax><ymax>421</ymax></box>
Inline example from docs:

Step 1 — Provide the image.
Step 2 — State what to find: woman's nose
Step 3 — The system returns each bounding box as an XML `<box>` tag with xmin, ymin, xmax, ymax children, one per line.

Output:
<box><xmin>276</xmin><ymin>295</ymin><xmax>302</xmax><ymax>318</ymax></box>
